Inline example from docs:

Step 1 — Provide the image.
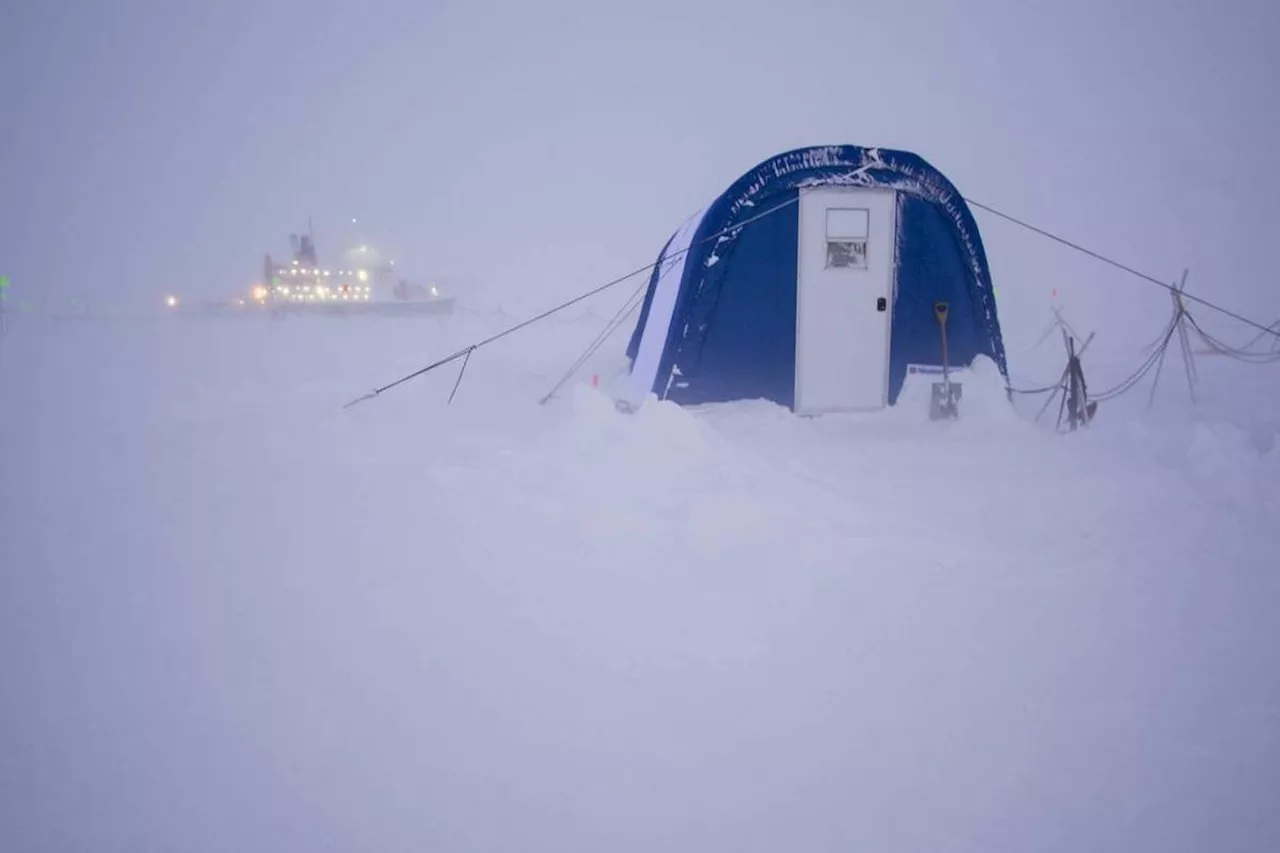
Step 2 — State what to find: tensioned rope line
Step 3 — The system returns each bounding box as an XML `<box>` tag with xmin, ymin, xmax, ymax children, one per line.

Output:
<box><xmin>1232</xmin><ymin>317</ymin><xmax>1280</xmax><ymax>353</ymax></box>
<box><xmin>1026</xmin><ymin>311</ymin><xmax>1180</xmax><ymax>410</ymax></box>
<box><xmin>1091</xmin><ymin>314</ymin><xmax>1180</xmax><ymax>402</ymax></box>
<box><xmin>536</xmin><ymin>276</ymin><xmax>651</xmax><ymax>406</ymax></box>
<box><xmin>1006</xmin><ymin>379</ymin><xmax>1063</xmax><ymax>396</ymax></box>
<box><xmin>1009</xmin><ymin>308</ymin><xmax>1173</xmax><ymax>412</ymax></box>
<box><xmin>537</xmin><ymin>241</ymin><xmax>695</xmax><ymax>405</ymax></box>
<box><xmin>964</xmin><ymin>197</ymin><xmax>1280</xmax><ymax>342</ymax></box>
<box><xmin>1187</xmin><ymin>313</ymin><xmax>1280</xmax><ymax>364</ymax></box>
<box><xmin>341</xmin><ymin>194</ymin><xmax>802</xmax><ymax>410</ymax></box>
<box><xmin>1018</xmin><ymin>297</ymin><xmax>1239</xmax><ymax>414</ymax></box>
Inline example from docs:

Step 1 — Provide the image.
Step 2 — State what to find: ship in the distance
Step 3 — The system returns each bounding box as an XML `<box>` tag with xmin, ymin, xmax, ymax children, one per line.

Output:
<box><xmin>165</xmin><ymin>222</ymin><xmax>456</xmax><ymax>318</ymax></box>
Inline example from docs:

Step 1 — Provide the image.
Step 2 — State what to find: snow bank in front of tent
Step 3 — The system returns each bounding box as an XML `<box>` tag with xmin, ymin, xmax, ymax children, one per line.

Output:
<box><xmin>3</xmin><ymin>313</ymin><xmax>1279</xmax><ymax>853</ymax></box>
<box><xmin>490</xmin><ymin>383</ymin><xmax>874</xmax><ymax>569</ymax></box>
<box><xmin>1183</xmin><ymin>420</ymin><xmax>1280</xmax><ymax>518</ymax></box>
<box><xmin>888</xmin><ymin>353</ymin><xmax>1021</xmax><ymax>427</ymax></box>
<box><xmin>1097</xmin><ymin>410</ymin><xmax>1280</xmax><ymax>527</ymax></box>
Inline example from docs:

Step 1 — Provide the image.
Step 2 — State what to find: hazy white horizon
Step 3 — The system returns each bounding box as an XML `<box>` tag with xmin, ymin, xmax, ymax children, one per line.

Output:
<box><xmin>3</xmin><ymin>0</ymin><xmax>1279</xmax><ymax>344</ymax></box>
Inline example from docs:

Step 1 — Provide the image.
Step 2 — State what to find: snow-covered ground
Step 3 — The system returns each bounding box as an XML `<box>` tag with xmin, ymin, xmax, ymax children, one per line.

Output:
<box><xmin>2</xmin><ymin>302</ymin><xmax>1278</xmax><ymax>852</ymax></box>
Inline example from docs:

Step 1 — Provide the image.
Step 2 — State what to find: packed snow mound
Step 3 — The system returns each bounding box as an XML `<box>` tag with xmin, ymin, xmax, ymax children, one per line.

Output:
<box><xmin>1185</xmin><ymin>420</ymin><xmax>1280</xmax><ymax>516</ymax></box>
<box><xmin>553</xmin><ymin>384</ymin><xmax>726</xmax><ymax>462</ymax></box>
<box><xmin>2</xmin><ymin>313</ymin><xmax>1279</xmax><ymax>853</ymax></box>
<box><xmin>887</xmin><ymin>353</ymin><xmax>1021</xmax><ymax>427</ymax></box>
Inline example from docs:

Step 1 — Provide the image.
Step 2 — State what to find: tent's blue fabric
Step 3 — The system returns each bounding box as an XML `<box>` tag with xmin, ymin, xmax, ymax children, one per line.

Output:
<box><xmin>625</xmin><ymin>145</ymin><xmax>1007</xmax><ymax>409</ymax></box>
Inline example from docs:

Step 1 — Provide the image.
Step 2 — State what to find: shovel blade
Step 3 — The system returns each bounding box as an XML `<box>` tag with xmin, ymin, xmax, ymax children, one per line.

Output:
<box><xmin>930</xmin><ymin>381</ymin><xmax>962</xmax><ymax>420</ymax></box>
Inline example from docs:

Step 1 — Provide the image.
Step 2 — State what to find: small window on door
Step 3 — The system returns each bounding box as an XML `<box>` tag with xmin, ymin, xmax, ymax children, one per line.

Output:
<box><xmin>825</xmin><ymin>207</ymin><xmax>869</xmax><ymax>269</ymax></box>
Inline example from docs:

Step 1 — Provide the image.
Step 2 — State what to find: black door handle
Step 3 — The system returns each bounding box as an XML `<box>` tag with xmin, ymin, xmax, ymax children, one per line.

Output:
<box><xmin>876</xmin><ymin>297</ymin><xmax>887</xmax><ymax>312</ymax></box>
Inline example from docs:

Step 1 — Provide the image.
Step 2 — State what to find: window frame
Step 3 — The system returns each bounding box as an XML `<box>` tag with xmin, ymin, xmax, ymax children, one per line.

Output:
<box><xmin>824</xmin><ymin>207</ymin><xmax>870</xmax><ymax>270</ymax></box>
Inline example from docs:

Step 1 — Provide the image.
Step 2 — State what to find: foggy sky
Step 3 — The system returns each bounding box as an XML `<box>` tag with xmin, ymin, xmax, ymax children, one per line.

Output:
<box><xmin>2</xmin><ymin>0</ymin><xmax>1278</xmax><ymax>346</ymax></box>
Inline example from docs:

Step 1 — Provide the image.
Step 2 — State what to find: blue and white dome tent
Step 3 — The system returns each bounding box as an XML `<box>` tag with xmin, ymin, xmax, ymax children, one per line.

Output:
<box><xmin>620</xmin><ymin>145</ymin><xmax>1008</xmax><ymax>415</ymax></box>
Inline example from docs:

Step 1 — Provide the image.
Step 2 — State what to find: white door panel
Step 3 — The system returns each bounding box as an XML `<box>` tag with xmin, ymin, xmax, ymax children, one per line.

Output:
<box><xmin>794</xmin><ymin>187</ymin><xmax>896</xmax><ymax>414</ymax></box>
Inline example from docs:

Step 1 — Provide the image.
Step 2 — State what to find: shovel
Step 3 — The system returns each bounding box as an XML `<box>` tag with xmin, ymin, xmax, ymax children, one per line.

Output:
<box><xmin>930</xmin><ymin>301</ymin><xmax>961</xmax><ymax>420</ymax></box>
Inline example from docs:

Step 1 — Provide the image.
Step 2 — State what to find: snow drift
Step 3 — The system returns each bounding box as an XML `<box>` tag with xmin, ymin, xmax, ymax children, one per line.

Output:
<box><xmin>1</xmin><ymin>310</ymin><xmax>1278</xmax><ymax>853</ymax></box>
